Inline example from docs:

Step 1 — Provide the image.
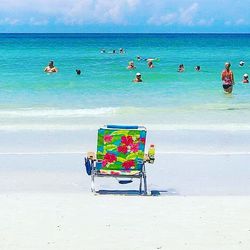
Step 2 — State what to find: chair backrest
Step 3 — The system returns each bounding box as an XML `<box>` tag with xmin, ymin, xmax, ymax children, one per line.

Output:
<box><xmin>96</xmin><ymin>125</ymin><xmax>147</xmax><ymax>172</ymax></box>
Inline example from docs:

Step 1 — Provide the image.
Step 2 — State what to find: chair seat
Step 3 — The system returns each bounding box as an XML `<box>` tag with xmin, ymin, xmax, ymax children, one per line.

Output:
<box><xmin>98</xmin><ymin>169</ymin><xmax>141</xmax><ymax>176</ymax></box>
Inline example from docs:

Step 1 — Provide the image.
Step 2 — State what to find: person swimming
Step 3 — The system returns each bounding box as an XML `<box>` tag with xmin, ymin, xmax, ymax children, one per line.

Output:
<box><xmin>147</xmin><ymin>60</ymin><xmax>154</xmax><ymax>68</ymax></box>
<box><xmin>119</xmin><ymin>48</ymin><xmax>125</xmax><ymax>53</ymax></box>
<box><xmin>136</xmin><ymin>56</ymin><xmax>159</xmax><ymax>62</ymax></box>
<box><xmin>243</xmin><ymin>73</ymin><xmax>249</xmax><ymax>83</ymax></box>
<box><xmin>239</xmin><ymin>61</ymin><xmax>245</xmax><ymax>67</ymax></box>
<box><xmin>127</xmin><ymin>61</ymin><xmax>136</xmax><ymax>70</ymax></box>
<box><xmin>178</xmin><ymin>64</ymin><xmax>184</xmax><ymax>72</ymax></box>
<box><xmin>195</xmin><ymin>65</ymin><xmax>201</xmax><ymax>71</ymax></box>
<box><xmin>146</xmin><ymin>58</ymin><xmax>159</xmax><ymax>62</ymax></box>
<box><xmin>44</xmin><ymin>61</ymin><xmax>58</xmax><ymax>73</ymax></box>
<box><xmin>136</xmin><ymin>55</ymin><xmax>143</xmax><ymax>61</ymax></box>
<box><xmin>133</xmin><ymin>72</ymin><xmax>143</xmax><ymax>83</ymax></box>
<box><xmin>76</xmin><ymin>69</ymin><xmax>81</xmax><ymax>75</ymax></box>
<box><xmin>221</xmin><ymin>62</ymin><xmax>234</xmax><ymax>93</ymax></box>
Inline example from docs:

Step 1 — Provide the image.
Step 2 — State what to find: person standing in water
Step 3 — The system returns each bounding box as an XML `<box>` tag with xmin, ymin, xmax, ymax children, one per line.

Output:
<box><xmin>44</xmin><ymin>61</ymin><xmax>58</xmax><ymax>73</ymax></box>
<box><xmin>76</xmin><ymin>69</ymin><xmax>81</xmax><ymax>75</ymax></box>
<box><xmin>147</xmin><ymin>60</ymin><xmax>154</xmax><ymax>68</ymax></box>
<box><xmin>221</xmin><ymin>62</ymin><xmax>234</xmax><ymax>93</ymax></box>
<box><xmin>242</xmin><ymin>74</ymin><xmax>249</xmax><ymax>83</ymax></box>
<box><xmin>127</xmin><ymin>61</ymin><xmax>136</xmax><ymax>70</ymax></box>
<box><xmin>133</xmin><ymin>72</ymin><xmax>143</xmax><ymax>83</ymax></box>
<box><xmin>195</xmin><ymin>65</ymin><xmax>201</xmax><ymax>71</ymax></box>
<box><xmin>178</xmin><ymin>64</ymin><xmax>184</xmax><ymax>72</ymax></box>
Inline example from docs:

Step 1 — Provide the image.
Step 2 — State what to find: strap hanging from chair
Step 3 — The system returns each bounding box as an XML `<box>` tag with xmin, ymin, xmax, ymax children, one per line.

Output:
<box><xmin>117</xmin><ymin>178</ymin><xmax>133</xmax><ymax>184</ymax></box>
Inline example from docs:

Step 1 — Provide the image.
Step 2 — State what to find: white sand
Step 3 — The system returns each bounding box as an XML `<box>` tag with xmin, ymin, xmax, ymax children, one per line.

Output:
<box><xmin>1</xmin><ymin>194</ymin><xmax>250</xmax><ymax>250</ymax></box>
<box><xmin>1</xmin><ymin>129</ymin><xmax>250</xmax><ymax>249</ymax></box>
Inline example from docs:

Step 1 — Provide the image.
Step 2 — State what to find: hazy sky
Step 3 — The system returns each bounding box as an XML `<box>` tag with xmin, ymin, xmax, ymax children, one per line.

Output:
<box><xmin>0</xmin><ymin>0</ymin><xmax>249</xmax><ymax>32</ymax></box>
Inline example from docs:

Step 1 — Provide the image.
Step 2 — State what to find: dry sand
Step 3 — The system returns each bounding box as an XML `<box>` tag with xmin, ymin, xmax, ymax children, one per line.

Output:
<box><xmin>1</xmin><ymin>193</ymin><xmax>250</xmax><ymax>250</ymax></box>
<box><xmin>1</xmin><ymin>129</ymin><xmax>250</xmax><ymax>249</ymax></box>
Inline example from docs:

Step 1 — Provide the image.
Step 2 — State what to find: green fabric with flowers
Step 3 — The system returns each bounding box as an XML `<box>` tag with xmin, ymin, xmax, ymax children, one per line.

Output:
<box><xmin>96</xmin><ymin>128</ymin><xmax>146</xmax><ymax>172</ymax></box>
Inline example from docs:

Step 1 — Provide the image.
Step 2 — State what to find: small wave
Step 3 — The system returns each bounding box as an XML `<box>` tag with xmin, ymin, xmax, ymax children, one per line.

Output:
<box><xmin>115</xmin><ymin>105</ymin><xmax>250</xmax><ymax>114</ymax></box>
<box><xmin>145</xmin><ymin>123</ymin><xmax>250</xmax><ymax>131</ymax></box>
<box><xmin>0</xmin><ymin>107</ymin><xmax>118</xmax><ymax>118</ymax></box>
<box><xmin>1</xmin><ymin>123</ymin><xmax>250</xmax><ymax>131</ymax></box>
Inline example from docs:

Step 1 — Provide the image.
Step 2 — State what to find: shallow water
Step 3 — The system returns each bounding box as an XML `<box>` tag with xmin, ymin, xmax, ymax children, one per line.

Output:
<box><xmin>0</xmin><ymin>33</ymin><xmax>250</xmax><ymax>129</ymax></box>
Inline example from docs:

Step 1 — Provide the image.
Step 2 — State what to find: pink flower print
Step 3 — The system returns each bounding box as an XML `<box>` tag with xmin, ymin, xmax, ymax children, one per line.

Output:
<box><xmin>104</xmin><ymin>134</ymin><xmax>113</xmax><ymax>143</ymax></box>
<box><xmin>117</xmin><ymin>145</ymin><xmax>128</xmax><ymax>154</ymax></box>
<box><xmin>140</xmin><ymin>138</ymin><xmax>146</xmax><ymax>144</ymax></box>
<box><xmin>104</xmin><ymin>153</ymin><xmax>117</xmax><ymax>163</ymax></box>
<box><xmin>130</xmin><ymin>143</ymin><xmax>139</xmax><ymax>153</ymax></box>
<box><xmin>122</xmin><ymin>160</ymin><xmax>136</xmax><ymax>170</ymax></box>
<box><xmin>121</xmin><ymin>136</ymin><xmax>134</xmax><ymax>146</ymax></box>
<box><xmin>102</xmin><ymin>159</ymin><xmax>108</xmax><ymax>167</ymax></box>
<box><xmin>111</xmin><ymin>171</ymin><xmax>120</xmax><ymax>176</ymax></box>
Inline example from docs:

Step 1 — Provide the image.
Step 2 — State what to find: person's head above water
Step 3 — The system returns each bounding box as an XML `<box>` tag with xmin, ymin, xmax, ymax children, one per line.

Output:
<box><xmin>133</xmin><ymin>72</ymin><xmax>142</xmax><ymax>82</ymax></box>
<box><xmin>239</xmin><ymin>61</ymin><xmax>245</xmax><ymax>67</ymax></box>
<box><xmin>48</xmin><ymin>61</ymin><xmax>54</xmax><ymax>67</ymax></box>
<box><xmin>148</xmin><ymin>60</ymin><xmax>154</xmax><ymax>68</ymax></box>
<box><xmin>44</xmin><ymin>60</ymin><xmax>58</xmax><ymax>73</ymax></box>
<box><xmin>225</xmin><ymin>62</ymin><xmax>231</xmax><ymax>70</ymax></box>
<box><xmin>76</xmin><ymin>69</ymin><xmax>81</xmax><ymax>75</ymax></box>
<box><xmin>195</xmin><ymin>65</ymin><xmax>201</xmax><ymax>71</ymax></box>
<box><xmin>127</xmin><ymin>61</ymin><xmax>136</xmax><ymax>69</ymax></box>
<box><xmin>178</xmin><ymin>64</ymin><xmax>184</xmax><ymax>72</ymax></box>
<box><xmin>243</xmin><ymin>73</ymin><xmax>249</xmax><ymax>83</ymax></box>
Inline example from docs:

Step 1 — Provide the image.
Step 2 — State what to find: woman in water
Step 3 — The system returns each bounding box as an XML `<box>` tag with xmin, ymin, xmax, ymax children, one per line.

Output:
<box><xmin>221</xmin><ymin>62</ymin><xmax>234</xmax><ymax>93</ymax></box>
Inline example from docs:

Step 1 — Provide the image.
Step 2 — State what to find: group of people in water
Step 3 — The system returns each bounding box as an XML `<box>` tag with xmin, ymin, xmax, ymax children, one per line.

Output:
<box><xmin>129</xmin><ymin>59</ymin><xmax>249</xmax><ymax>92</ymax></box>
<box><xmin>100</xmin><ymin>48</ymin><xmax>125</xmax><ymax>54</ymax></box>
<box><xmin>43</xmin><ymin>54</ymin><xmax>249</xmax><ymax>93</ymax></box>
<box><xmin>44</xmin><ymin>60</ymin><xmax>82</xmax><ymax>75</ymax></box>
<box><xmin>127</xmin><ymin>57</ymin><xmax>159</xmax><ymax>82</ymax></box>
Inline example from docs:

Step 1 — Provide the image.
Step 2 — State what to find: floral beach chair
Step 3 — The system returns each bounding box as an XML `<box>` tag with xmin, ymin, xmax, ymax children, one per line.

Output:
<box><xmin>85</xmin><ymin>125</ymin><xmax>155</xmax><ymax>195</ymax></box>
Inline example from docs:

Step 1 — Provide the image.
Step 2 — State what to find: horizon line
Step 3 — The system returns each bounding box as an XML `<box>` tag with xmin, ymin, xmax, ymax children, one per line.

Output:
<box><xmin>0</xmin><ymin>32</ymin><xmax>250</xmax><ymax>34</ymax></box>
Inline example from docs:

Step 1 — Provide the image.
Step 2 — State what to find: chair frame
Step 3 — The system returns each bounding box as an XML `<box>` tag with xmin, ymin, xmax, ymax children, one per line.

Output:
<box><xmin>87</xmin><ymin>154</ymin><xmax>149</xmax><ymax>195</ymax></box>
<box><xmin>86</xmin><ymin>125</ymin><xmax>154</xmax><ymax>195</ymax></box>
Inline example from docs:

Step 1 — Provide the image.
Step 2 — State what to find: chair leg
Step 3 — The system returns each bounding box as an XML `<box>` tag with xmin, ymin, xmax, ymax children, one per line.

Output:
<box><xmin>139</xmin><ymin>176</ymin><xmax>142</xmax><ymax>194</ymax></box>
<box><xmin>91</xmin><ymin>174</ymin><xmax>95</xmax><ymax>192</ymax></box>
<box><xmin>143</xmin><ymin>173</ymin><xmax>147</xmax><ymax>196</ymax></box>
<box><xmin>90</xmin><ymin>161</ymin><xmax>95</xmax><ymax>193</ymax></box>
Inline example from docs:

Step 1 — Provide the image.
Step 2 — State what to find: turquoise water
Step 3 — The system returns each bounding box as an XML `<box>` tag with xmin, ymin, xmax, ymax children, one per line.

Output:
<box><xmin>0</xmin><ymin>33</ymin><xmax>250</xmax><ymax>129</ymax></box>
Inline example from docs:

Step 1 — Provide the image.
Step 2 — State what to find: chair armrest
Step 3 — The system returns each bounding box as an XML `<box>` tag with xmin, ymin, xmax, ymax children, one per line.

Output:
<box><xmin>87</xmin><ymin>152</ymin><xmax>96</xmax><ymax>160</ymax></box>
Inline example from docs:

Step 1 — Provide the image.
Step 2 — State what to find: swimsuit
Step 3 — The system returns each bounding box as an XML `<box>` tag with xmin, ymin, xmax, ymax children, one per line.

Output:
<box><xmin>223</xmin><ymin>84</ymin><xmax>232</xmax><ymax>90</ymax></box>
<box><xmin>222</xmin><ymin>70</ymin><xmax>233</xmax><ymax>89</ymax></box>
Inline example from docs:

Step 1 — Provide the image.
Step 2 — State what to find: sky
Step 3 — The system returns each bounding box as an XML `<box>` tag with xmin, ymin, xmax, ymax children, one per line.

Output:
<box><xmin>0</xmin><ymin>0</ymin><xmax>250</xmax><ymax>33</ymax></box>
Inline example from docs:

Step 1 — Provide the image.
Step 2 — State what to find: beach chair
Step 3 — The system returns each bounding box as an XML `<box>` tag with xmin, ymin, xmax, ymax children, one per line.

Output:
<box><xmin>84</xmin><ymin>125</ymin><xmax>155</xmax><ymax>195</ymax></box>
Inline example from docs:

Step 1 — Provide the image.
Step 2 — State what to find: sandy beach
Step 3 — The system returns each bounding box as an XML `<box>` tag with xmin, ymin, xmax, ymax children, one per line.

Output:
<box><xmin>1</xmin><ymin>193</ymin><xmax>250</xmax><ymax>250</ymax></box>
<box><xmin>1</xmin><ymin>12</ymin><xmax>250</xmax><ymax>250</ymax></box>
<box><xmin>1</xmin><ymin>128</ymin><xmax>250</xmax><ymax>250</ymax></box>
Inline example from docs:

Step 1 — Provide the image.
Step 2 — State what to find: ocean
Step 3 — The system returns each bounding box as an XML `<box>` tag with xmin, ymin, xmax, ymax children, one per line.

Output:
<box><xmin>0</xmin><ymin>33</ymin><xmax>250</xmax><ymax>130</ymax></box>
